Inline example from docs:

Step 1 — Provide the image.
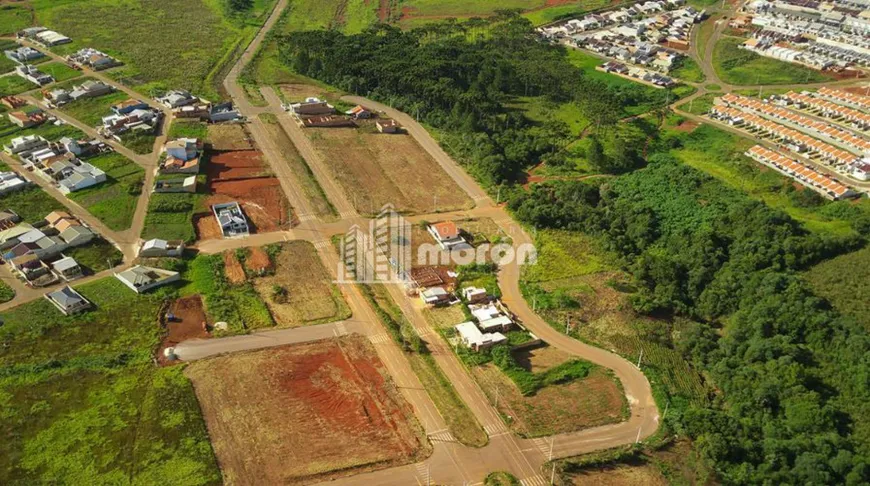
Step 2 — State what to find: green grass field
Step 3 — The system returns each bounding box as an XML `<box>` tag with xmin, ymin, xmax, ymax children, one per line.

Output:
<box><xmin>523</xmin><ymin>230</ymin><xmax>611</xmax><ymax>283</ymax></box>
<box><xmin>805</xmin><ymin>246</ymin><xmax>870</xmax><ymax>330</ymax></box>
<box><xmin>59</xmin><ymin>90</ymin><xmax>129</xmax><ymax>127</ymax></box>
<box><xmin>168</xmin><ymin>119</ymin><xmax>208</xmax><ymax>140</ymax></box>
<box><xmin>0</xmin><ymin>277</ymin><xmax>221</xmax><ymax>484</ymax></box>
<box><xmin>142</xmin><ymin>192</ymin><xmax>207</xmax><ymax>243</ymax></box>
<box><xmin>63</xmin><ymin>238</ymin><xmax>124</xmax><ymax>273</ymax></box>
<box><xmin>712</xmin><ymin>36</ymin><xmax>833</xmax><ymax>85</ymax></box>
<box><xmin>0</xmin><ymin>185</ymin><xmax>65</xmax><ymax>223</ymax></box>
<box><xmin>120</xmin><ymin>131</ymin><xmax>157</xmax><ymax>154</ymax></box>
<box><xmin>31</xmin><ymin>0</ymin><xmax>274</xmax><ymax>99</ymax></box>
<box><xmin>0</xmin><ymin>74</ymin><xmax>35</xmax><ymax>97</ymax></box>
<box><xmin>671</xmin><ymin>57</ymin><xmax>705</xmax><ymax>83</ymax></box>
<box><xmin>68</xmin><ymin>152</ymin><xmax>145</xmax><ymax>230</ymax></box>
<box><xmin>666</xmin><ymin>122</ymin><xmax>858</xmax><ymax>236</ymax></box>
<box><xmin>38</xmin><ymin>61</ymin><xmax>82</xmax><ymax>83</ymax></box>
<box><xmin>0</xmin><ymin>3</ymin><xmax>32</xmax><ymax>36</ymax></box>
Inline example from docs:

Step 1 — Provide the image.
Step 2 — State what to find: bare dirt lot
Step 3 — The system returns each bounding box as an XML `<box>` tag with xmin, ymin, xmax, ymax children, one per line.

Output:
<box><xmin>207</xmin><ymin>150</ymin><xmax>272</xmax><ymax>180</ymax></box>
<box><xmin>244</xmin><ymin>246</ymin><xmax>273</xmax><ymax>276</ymax></box>
<box><xmin>206</xmin><ymin>179</ymin><xmax>291</xmax><ymax>233</ymax></box>
<box><xmin>306</xmin><ymin>124</ymin><xmax>473</xmax><ymax>215</ymax></box>
<box><xmin>474</xmin><ymin>365</ymin><xmax>625</xmax><ymax>438</ymax></box>
<box><xmin>570</xmin><ymin>462</ymin><xmax>668</xmax><ymax>486</ymax></box>
<box><xmin>252</xmin><ymin>241</ymin><xmax>351</xmax><ymax>327</ymax></box>
<box><xmin>207</xmin><ymin>124</ymin><xmax>254</xmax><ymax>151</ymax></box>
<box><xmin>514</xmin><ymin>345</ymin><xmax>573</xmax><ymax>374</ymax></box>
<box><xmin>185</xmin><ymin>336</ymin><xmax>429</xmax><ymax>484</ymax></box>
<box><xmin>158</xmin><ymin>296</ymin><xmax>209</xmax><ymax>365</ymax></box>
<box><xmin>222</xmin><ymin>251</ymin><xmax>246</xmax><ymax>285</ymax></box>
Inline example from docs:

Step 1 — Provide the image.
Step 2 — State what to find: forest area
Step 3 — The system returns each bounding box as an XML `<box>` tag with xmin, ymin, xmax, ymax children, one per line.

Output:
<box><xmin>276</xmin><ymin>12</ymin><xmax>870</xmax><ymax>484</ymax></box>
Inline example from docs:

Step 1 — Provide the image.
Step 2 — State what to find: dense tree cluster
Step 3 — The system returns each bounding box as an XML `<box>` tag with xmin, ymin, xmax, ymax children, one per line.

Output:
<box><xmin>226</xmin><ymin>0</ymin><xmax>253</xmax><ymax>13</ymax></box>
<box><xmin>277</xmin><ymin>13</ymin><xmax>665</xmax><ymax>185</ymax></box>
<box><xmin>510</xmin><ymin>156</ymin><xmax>869</xmax><ymax>483</ymax></box>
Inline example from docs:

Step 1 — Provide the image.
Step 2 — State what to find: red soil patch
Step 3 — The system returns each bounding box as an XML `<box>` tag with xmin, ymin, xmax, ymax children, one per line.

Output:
<box><xmin>185</xmin><ymin>336</ymin><xmax>427</xmax><ymax>484</ymax></box>
<box><xmin>841</xmin><ymin>85</ymin><xmax>870</xmax><ymax>95</ymax></box>
<box><xmin>673</xmin><ymin>120</ymin><xmax>699</xmax><ymax>133</ymax></box>
<box><xmin>207</xmin><ymin>178</ymin><xmax>291</xmax><ymax>233</ymax></box>
<box><xmin>158</xmin><ymin>296</ymin><xmax>209</xmax><ymax>365</ymax></box>
<box><xmin>207</xmin><ymin>150</ymin><xmax>269</xmax><ymax>181</ymax></box>
<box><xmin>244</xmin><ymin>246</ymin><xmax>273</xmax><ymax>275</ymax></box>
<box><xmin>223</xmin><ymin>251</ymin><xmax>246</xmax><ymax>284</ymax></box>
<box><xmin>193</xmin><ymin>212</ymin><xmax>223</xmax><ymax>241</ymax></box>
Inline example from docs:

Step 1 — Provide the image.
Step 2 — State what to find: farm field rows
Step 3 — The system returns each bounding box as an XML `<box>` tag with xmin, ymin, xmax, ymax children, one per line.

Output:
<box><xmin>185</xmin><ymin>336</ymin><xmax>430</xmax><ymax>484</ymax></box>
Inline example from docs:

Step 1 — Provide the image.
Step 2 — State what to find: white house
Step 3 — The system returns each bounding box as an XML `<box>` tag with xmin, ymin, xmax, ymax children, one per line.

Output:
<box><xmin>0</xmin><ymin>171</ymin><xmax>29</xmax><ymax>195</ymax></box>
<box><xmin>57</xmin><ymin>163</ymin><xmax>107</xmax><ymax>194</ymax></box>
<box><xmin>462</xmin><ymin>286</ymin><xmax>488</xmax><ymax>303</ymax></box>
<box><xmin>138</xmin><ymin>238</ymin><xmax>185</xmax><ymax>257</ymax></box>
<box><xmin>420</xmin><ymin>286</ymin><xmax>451</xmax><ymax>306</ymax></box>
<box><xmin>115</xmin><ymin>265</ymin><xmax>180</xmax><ymax>294</ymax></box>
<box><xmin>212</xmin><ymin>202</ymin><xmax>249</xmax><ymax>238</ymax></box>
<box><xmin>44</xmin><ymin>286</ymin><xmax>91</xmax><ymax>315</ymax></box>
<box><xmin>455</xmin><ymin>321</ymin><xmax>507</xmax><ymax>352</ymax></box>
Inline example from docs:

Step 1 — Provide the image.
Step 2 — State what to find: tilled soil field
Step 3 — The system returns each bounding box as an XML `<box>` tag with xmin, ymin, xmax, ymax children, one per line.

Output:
<box><xmin>185</xmin><ymin>336</ymin><xmax>429</xmax><ymax>484</ymax></box>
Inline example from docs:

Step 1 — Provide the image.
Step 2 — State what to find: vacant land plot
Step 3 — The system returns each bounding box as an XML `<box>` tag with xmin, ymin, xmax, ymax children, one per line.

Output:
<box><xmin>0</xmin><ymin>185</ymin><xmax>65</xmax><ymax>223</ymax></box>
<box><xmin>38</xmin><ymin>61</ymin><xmax>81</xmax><ymax>83</ymax></box>
<box><xmin>474</xmin><ymin>363</ymin><xmax>625</xmax><ymax>437</ymax></box>
<box><xmin>713</xmin><ymin>36</ymin><xmax>833</xmax><ymax>85</ymax></box>
<box><xmin>250</xmin><ymin>241</ymin><xmax>350</xmax><ymax>327</ymax></box>
<box><xmin>33</xmin><ymin>0</ymin><xmax>270</xmax><ymax>98</ymax></box>
<box><xmin>0</xmin><ymin>74</ymin><xmax>34</xmax><ymax>97</ymax></box>
<box><xmin>207</xmin><ymin>150</ymin><xmax>271</xmax><ymax>180</ymax></box>
<box><xmin>569</xmin><ymin>462</ymin><xmax>668</xmax><ymax>485</ymax></box>
<box><xmin>0</xmin><ymin>4</ymin><xmax>32</xmax><ymax>36</ymax></box>
<box><xmin>307</xmin><ymin>125</ymin><xmax>472</xmax><ymax>215</ymax></box>
<box><xmin>158</xmin><ymin>295</ymin><xmax>209</xmax><ymax>364</ymax></box>
<box><xmin>397</xmin><ymin>0</ymin><xmax>616</xmax><ymax>27</ymax></box>
<box><xmin>59</xmin><ymin>90</ymin><xmax>129</xmax><ymax>127</ymax></box>
<box><xmin>186</xmin><ymin>336</ymin><xmax>429</xmax><ymax>484</ymax></box>
<box><xmin>259</xmin><ymin>113</ymin><xmax>336</xmax><ymax>220</ymax></box>
<box><xmin>207</xmin><ymin>123</ymin><xmax>253</xmax><ymax>151</ymax></box>
<box><xmin>142</xmin><ymin>192</ymin><xmax>208</xmax><ymax>243</ymax></box>
<box><xmin>68</xmin><ymin>151</ymin><xmax>145</xmax><ymax>230</ymax></box>
<box><xmin>64</xmin><ymin>238</ymin><xmax>123</xmax><ymax>273</ymax></box>
<box><xmin>0</xmin><ymin>275</ymin><xmax>220</xmax><ymax>484</ymax></box>
<box><xmin>806</xmin><ymin>246</ymin><xmax>870</xmax><ymax>330</ymax></box>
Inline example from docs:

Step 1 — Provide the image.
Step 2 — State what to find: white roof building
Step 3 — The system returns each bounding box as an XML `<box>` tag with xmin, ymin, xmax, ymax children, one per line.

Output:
<box><xmin>455</xmin><ymin>321</ymin><xmax>507</xmax><ymax>351</ymax></box>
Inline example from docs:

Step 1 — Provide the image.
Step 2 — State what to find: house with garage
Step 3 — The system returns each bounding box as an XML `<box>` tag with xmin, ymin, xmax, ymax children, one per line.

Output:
<box><xmin>346</xmin><ymin>105</ymin><xmax>373</xmax><ymax>119</ymax></box>
<box><xmin>0</xmin><ymin>171</ymin><xmax>29</xmax><ymax>196</ymax></box>
<box><xmin>45</xmin><ymin>286</ymin><xmax>91</xmax><ymax>315</ymax></box>
<box><xmin>115</xmin><ymin>265</ymin><xmax>180</xmax><ymax>294</ymax></box>
<box><xmin>420</xmin><ymin>286</ymin><xmax>451</xmax><ymax>306</ymax></box>
<box><xmin>8</xmin><ymin>108</ymin><xmax>48</xmax><ymax>128</ymax></box>
<box><xmin>69</xmin><ymin>80</ymin><xmax>114</xmax><ymax>101</ymax></box>
<box><xmin>161</xmin><ymin>138</ymin><xmax>201</xmax><ymax>174</ymax></box>
<box><xmin>156</xmin><ymin>90</ymin><xmax>198</xmax><ymax>109</ymax></box>
<box><xmin>112</xmin><ymin>99</ymin><xmax>149</xmax><ymax>115</ymax></box>
<box><xmin>289</xmin><ymin>97</ymin><xmax>336</xmax><ymax>116</ymax></box>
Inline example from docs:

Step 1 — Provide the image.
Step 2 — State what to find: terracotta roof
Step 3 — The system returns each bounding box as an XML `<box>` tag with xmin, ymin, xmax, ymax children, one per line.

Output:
<box><xmin>431</xmin><ymin>221</ymin><xmax>459</xmax><ymax>240</ymax></box>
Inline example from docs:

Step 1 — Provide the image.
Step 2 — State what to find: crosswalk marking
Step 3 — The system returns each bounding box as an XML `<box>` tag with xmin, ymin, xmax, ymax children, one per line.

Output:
<box><xmin>484</xmin><ymin>422</ymin><xmax>508</xmax><ymax>436</ymax></box>
<box><xmin>336</xmin><ymin>322</ymin><xmax>347</xmax><ymax>336</ymax></box>
<box><xmin>533</xmin><ymin>438</ymin><xmax>550</xmax><ymax>455</ymax></box>
<box><xmin>427</xmin><ymin>430</ymin><xmax>455</xmax><ymax>443</ymax></box>
<box><xmin>339</xmin><ymin>210</ymin><xmax>357</xmax><ymax>219</ymax></box>
<box><xmin>368</xmin><ymin>333</ymin><xmax>391</xmax><ymax>344</ymax></box>
<box><xmin>520</xmin><ymin>475</ymin><xmax>547</xmax><ymax>486</ymax></box>
<box><xmin>297</xmin><ymin>214</ymin><xmax>316</xmax><ymax>222</ymax></box>
<box><xmin>313</xmin><ymin>240</ymin><xmax>330</xmax><ymax>249</ymax></box>
<box><xmin>413</xmin><ymin>327</ymin><xmax>430</xmax><ymax>338</ymax></box>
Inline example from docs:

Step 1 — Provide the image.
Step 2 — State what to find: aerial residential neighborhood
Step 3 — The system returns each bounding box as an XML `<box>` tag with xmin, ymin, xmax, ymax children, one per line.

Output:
<box><xmin>0</xmin><ymin>0</ymin><xmax>868</xmax><ymax>485</ymax></box>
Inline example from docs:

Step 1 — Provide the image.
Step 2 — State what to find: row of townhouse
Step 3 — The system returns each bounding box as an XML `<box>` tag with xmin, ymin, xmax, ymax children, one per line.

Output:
<box><xmin>709</xmin><ymin>105</ymin><xmax>862</xmax><ymax>169</ymax></box>
<box><xmin>775</xmin><ymin>91</ymin><xmax>870</xmax><ymax>131</ymax></box>
<box><xmin>4</xmin><ymin>134</ymin><xmax>110</xmax><ymax>194</ymax></box>
<box><xmin>1</xmin><ymin>211</ymin><xmax>96</xmax><ymax>287</ymax></box>
<box><xmin>746</xmin><ymin>144</ymin><xmax>857</xmax><ymax>199</ymax></box>
<box><xmin>600</xmin><ymin>61</ymin><xmax>676</xmax><ymax>87</ymax></box>
<box><xmin>817</xmin><ymin>86</ymin><xmax>870</xmax><ymax>111</ymax></box>
<box><xmin>542</xmin><ymin>0</ymin><xmax>689</xmax><ymax>36</ymax></box>
<box><xmin>719</xmin><ymin>93</ymin><xmax>870</xmax><ymax>155</ymax></box>
<box><xmin>748</xmin><ymin>0</ymin><xmax>870</xmax><ymax>36</ymax></box>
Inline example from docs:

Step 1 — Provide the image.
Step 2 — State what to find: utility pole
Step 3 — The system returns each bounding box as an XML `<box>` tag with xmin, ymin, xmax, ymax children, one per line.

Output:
<box><xmin>635</xmin><ymin>426</ymin><xmax>642</xmax><ymax>444</ymax></box>
<box><xmin>496</xmin><ymin>185</ymin><xmax>501</xmax><ymax>204</ymax></box>
<box><xmin>565</xmin><ymin>316</ymin><xmax>570</xmax><ymax>334</ymax></box>
<box><xmin>636</xmin><ymin>348</ymin><xmax>643</xmax><ymax>369</ymax></box>
<box><xmin>433</xmin><ymin>194</ymin><xmax>438</xmax><ymax>213</ymax></box>
<box><xmin>495</xmin><ymin>384</ymin><xmax>499</xmax><ymax>408</ymax></box>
